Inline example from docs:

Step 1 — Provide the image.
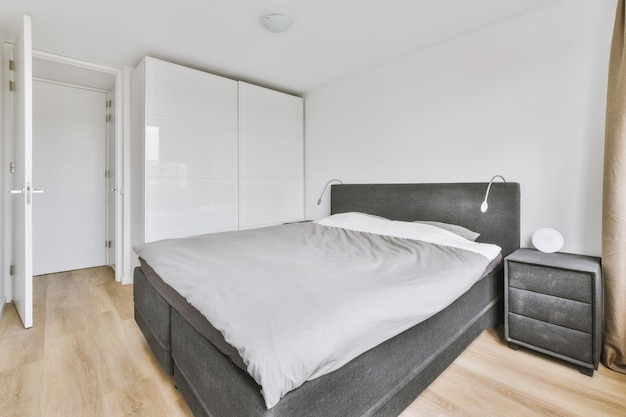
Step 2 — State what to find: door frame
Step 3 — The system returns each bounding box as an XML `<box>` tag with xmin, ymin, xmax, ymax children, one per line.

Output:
<box><xmin>2</xmin><ymin>47</ymin><xmax>129</xmax><ymax>300</ymax></box>
<box><xmin>30</xmin><ymin>51</ymin><xmax>125</xmax><ymax>283</ymax></box>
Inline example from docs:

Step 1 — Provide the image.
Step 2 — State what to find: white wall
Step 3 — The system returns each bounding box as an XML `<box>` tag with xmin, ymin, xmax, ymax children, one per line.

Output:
<box><xmin>304</xmin><ymin>0</ymin><xmax>616</xmax><ymax>256</ymax></box>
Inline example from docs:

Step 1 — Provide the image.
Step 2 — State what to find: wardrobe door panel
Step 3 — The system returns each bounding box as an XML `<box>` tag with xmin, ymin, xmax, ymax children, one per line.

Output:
<box><xmin>239</xmin><ymin>131</ymin><xmax>303</xmax><ymax>180</ymax></box>
<box><xmin>139</xmin><ymin>57</ymin><xmax>239</xmax><ymax>244</ymax></box>
<box><xmin>146</xmin><ymin>58</ymin><xmax>238</xmax><ymax>127</ymax></box>
<box><xmin>239</xmin><ymin>83</ymin><xmax>303</xmax><ymax>136</ymax></box>
<box><xmin>145</xmin><ymin>117</ymin><xmax>237</xmax><ymax>178</ymax></box>
<box><xmin>239</xmin><ymin>179</ymin><xmax>304</xmax><ymax>229</ymax></box>
<box><xmin>238</xmin><ymin>82</ymin><xmax>304</xmax><ymax>229</ymax></box>
<box><xmin>145</xmin><ymin>177</ymin><xmax>238</xmax><ymax>242</ymax></box>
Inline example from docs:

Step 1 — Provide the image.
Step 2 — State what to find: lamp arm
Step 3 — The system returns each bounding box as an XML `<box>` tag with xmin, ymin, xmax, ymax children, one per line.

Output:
<box><xmin>481</xmin><ymin>175</ymin><xmax>506</xmax><ymax>213</ymax></box>
<box><xmin>316</xmin><ymin>179</ymin><xmax>343</xmax><ymax>205</ymax></box>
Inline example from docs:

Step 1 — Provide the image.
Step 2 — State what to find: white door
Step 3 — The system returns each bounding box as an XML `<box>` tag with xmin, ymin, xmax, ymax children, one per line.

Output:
<box><xmin>32</xmin><ymin>80</ymin><xmax>107</xmax><ymax>275</ymax></box>
<box><xmin>10</xmin><ymin>15</ymin><xmax>35</xmax><ymax>328</ymax></box>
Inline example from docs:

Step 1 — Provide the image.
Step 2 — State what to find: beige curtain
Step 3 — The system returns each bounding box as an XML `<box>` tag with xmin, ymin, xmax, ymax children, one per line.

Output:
<box><xmin>603</xmin><ymin>0</ymin><xmax>626</xmax><ymax>374</ymax></box>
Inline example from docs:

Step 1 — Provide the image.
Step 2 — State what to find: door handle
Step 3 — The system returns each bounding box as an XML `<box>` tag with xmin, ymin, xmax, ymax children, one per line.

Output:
<box><xmin>27</xmin><ymin>184</ymin><xmax>44</xmax><ymax>205</ymax></box>
<box><xmin>9</xmin><ymin>184</ymin><xmax>43</xmax><ymax>205</ymax></box>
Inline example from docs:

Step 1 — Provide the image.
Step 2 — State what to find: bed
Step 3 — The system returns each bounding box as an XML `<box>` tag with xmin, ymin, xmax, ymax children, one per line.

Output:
<box><xmin>133</xmin><ymin>182</ymin><xmax>520</xmax><ymax>417</ymax></box>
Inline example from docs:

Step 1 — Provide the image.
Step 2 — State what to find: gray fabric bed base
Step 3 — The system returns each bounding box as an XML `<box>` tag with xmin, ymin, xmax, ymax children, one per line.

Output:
<box><xmin>133</xmin><ymin>266</ymin><xmax>172</xmax><ymax>374</ymax></box>
<box><xmin>166</xmin><ymin>264</ymin><xmax>502</xmax><ymax>417</ymax></box>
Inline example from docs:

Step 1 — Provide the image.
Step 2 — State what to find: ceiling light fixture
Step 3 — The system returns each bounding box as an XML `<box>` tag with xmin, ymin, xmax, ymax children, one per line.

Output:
<box><xmin>261</xmin><ymin>13</ymin><xmax>293</xmax><ymax>33</ymax></box>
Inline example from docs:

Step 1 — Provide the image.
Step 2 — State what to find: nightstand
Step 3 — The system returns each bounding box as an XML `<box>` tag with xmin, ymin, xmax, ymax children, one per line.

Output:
<box><xmin>504</xmin><ymin>248</ymin><xmax>602</xmax><ymax>376</ymax></box>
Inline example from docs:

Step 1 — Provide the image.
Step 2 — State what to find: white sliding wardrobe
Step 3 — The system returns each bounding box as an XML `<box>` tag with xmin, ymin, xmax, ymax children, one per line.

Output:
<box><xmin>131</xmin><ymin>57</ymin><xmax>303</xmax><ymax>247</ymax></box>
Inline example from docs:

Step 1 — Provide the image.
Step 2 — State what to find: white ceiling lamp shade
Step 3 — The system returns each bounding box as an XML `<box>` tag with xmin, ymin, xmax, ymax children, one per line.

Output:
<box><xmin>261</xmin><ymin>13</ymin><xmax>293</xmax><ymax>33</ymax></box>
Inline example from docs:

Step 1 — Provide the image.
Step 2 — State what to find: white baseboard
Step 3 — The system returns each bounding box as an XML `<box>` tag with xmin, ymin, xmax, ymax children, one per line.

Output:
<box><xmin>121</xmin><ymin>275</ymin><xmax>134</xmax><ymax>286</ymax></box>
<box><xmin>0</xmin><ymin>299</ymin><xmax>6</xmax><ymax>319</ymax></box>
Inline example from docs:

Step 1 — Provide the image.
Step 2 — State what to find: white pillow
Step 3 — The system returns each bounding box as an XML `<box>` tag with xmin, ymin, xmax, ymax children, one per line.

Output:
<box><xmin>314</xmin><ymin>212</ymin><xmax>500</xmax><ymax>261</ymax></box>
<box><xmin>414</xmin><ymin>221</ymin><xmax>480</xmax><ymax>241</ymax></box>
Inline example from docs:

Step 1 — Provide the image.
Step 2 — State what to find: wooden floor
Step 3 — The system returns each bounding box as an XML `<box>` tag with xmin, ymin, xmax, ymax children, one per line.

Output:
<box><xmin>0</xmin><ymin>267</ymin><xmax>192</xmax><ymax>417</ymax></box>
<box><xmin>0</xmin><ymin>268</ymin><xmax>625</xmax><ymax>417</ymax></box>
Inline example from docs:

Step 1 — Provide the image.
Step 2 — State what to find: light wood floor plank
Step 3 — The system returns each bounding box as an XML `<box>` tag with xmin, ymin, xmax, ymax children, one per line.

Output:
<box><xmin>0</xmin><ymin>360</ymin><xmax>43</xmax><ymax>417</ymax></box>
<box><xmin>0</xmin><ymin>320</ymin><xmax>44</xmax><ymax>374</ymax></box>
<box><xmin>402</xmin><ymin>329</ymin><xmax>626</xmax><ymax>417</ymax></box>
<box><xmin>105</xmin><ymin>279</ymin><xmax>134</xmax><ymax>321</ymax></box>
<box><xmin>0</xmin><ymin>267</ymin><xmax>624</xmax><ymax>417</ymax></box>
<box><xmin>459</xmin><ymin>341</ymin><xmax>624</xmax><ymax>416</ymax></box>
<box><xmin>105</xmin><ymin>376</ymin><xmax>191</xmax><ymax>417</ymax></box>
<box><xmin>42</xmin><ymin>332</ymin><xmax>104</xmax><ymax>417</ymax></box>
<box><xmin>118</xmin><ymin>319</ymin><xmax>182</xmax><ymax>404</ymax></box>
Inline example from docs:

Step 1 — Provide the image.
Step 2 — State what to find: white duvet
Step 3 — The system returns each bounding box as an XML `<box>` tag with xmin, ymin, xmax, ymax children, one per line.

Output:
<box><xmin>134</xmin><ymin>212</ymin><xmax>501</xmax><ymax>408</ymax></box>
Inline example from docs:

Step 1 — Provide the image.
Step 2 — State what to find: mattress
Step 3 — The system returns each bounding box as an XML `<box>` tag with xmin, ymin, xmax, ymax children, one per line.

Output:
<box><xmin>135</xmin><ymin>213</ymin><xmax>501</xmax><ymax>408</ymax></box>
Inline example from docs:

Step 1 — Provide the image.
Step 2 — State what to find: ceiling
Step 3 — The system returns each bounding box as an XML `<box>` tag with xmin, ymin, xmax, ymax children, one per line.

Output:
<box><xmin>1</xmin><ymin>0</ymin><xmax>564</xmax><ymax>95</ymax></box>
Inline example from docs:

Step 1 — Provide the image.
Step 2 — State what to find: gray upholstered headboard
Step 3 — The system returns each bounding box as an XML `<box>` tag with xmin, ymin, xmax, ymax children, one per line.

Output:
<box><xmin>330</xmin><ymin>183</ymin><xmax>520</xmax><ymax>257</ymax></box>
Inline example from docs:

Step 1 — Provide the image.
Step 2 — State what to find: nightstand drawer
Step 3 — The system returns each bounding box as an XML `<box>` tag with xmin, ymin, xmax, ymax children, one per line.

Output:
<box><xmin>508</xmin><ymin>261</ymin><xmax>592</xmax><ymax>303</ymax></box>
<box><xmin>508</xmin><ymin>313</ymin><xmax>592</xmax><ymax>363</ymax></box>
<box><xmin>508</xmin><ymin>287</ymin><xmax>592</xmax><ymax>333</ymax></box>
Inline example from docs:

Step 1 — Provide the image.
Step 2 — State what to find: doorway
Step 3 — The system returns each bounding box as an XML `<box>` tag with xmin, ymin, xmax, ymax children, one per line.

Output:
<box><xmin>27</xmin><ymin>52</ymin><xmax>120</xmax><ymax>279</ymax></box>
<box><xmin>32</xmin><ymin>79</ymin><xmax>108</xmax><ymax>275</ymax></box>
